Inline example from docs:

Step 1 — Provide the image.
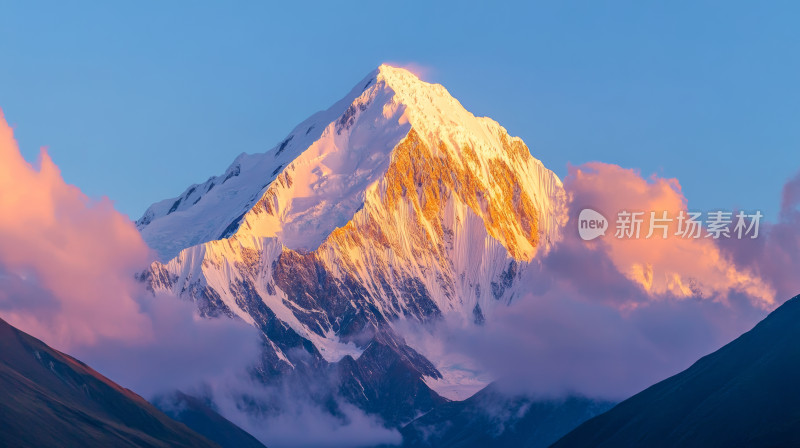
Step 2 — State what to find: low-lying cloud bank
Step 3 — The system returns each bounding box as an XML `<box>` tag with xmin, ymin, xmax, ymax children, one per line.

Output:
<box><xmin>202</xmin><ymin>374</ymin><xmax>402</xmax><ymax>448</ymax></box>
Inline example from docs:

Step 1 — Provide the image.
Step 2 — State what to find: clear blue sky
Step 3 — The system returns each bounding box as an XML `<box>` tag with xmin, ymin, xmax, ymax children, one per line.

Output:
<box><xmin>1</xmin><ymin>1</ymin><xmax>798</xmax><ymax>220</ymax></box>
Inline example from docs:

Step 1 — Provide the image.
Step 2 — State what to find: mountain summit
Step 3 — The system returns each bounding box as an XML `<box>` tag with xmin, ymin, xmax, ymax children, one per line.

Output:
<box><xmin>137</xmin><ymin>65</ymin><xmax>565</xmax><ymax>424</ymax></box>
<box><xmin>138</xmin><ymin>64</ymin><xmax>563</xmax><ymax>261</ymax></box>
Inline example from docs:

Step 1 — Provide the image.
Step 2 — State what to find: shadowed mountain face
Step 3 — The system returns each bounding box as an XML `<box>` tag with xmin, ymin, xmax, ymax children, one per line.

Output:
<box><xmin>0</xmin><ymin>317</ymin><xmax>222</xmax><ymax>448</ymax></box>
<box><xmin>398</xmin><ymin>383</ymin><xmax>613</xmax><ymax>448</ymax></box>
<box><xmin>554</xmin><ymin>294</ymin><xmax>800</xmax><ymax>448</ymax></box>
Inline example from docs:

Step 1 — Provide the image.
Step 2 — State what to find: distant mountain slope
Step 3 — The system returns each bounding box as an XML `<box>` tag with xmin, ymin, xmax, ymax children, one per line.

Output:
<box><xmin>399</xmin><ymin>383</ymin><xmax>613</xmax><ymax>448</ymax></box>
<box><xmin>554</xmin><ymin>294</ymin><xmax>800</xmax><ymax>448</ymax></box>
<box><xmin>0</xmin><ymin>317</ymin><xmax>221</xmax><ymax>448</ymax></box>
<box><xmin>154</xmin><ymin>392</ymin><xmax>267</xmax><ymax>448</ymax></box>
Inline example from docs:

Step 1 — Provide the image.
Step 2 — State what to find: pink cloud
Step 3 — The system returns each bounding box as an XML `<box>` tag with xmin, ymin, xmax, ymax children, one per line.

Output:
<box><xmin>0</xmin><ymin>110</ymin><xmax>154</xmax><ymax>348</ymax></box>
<box><xmin>566</xmin><ymin>162</ymin><xmax>774</xmax><ymax>308</ymax></box>
<box><xmin>0</xmin><ymin>110</ymin><xmax>260</xmax><ymax>397</ymax></box>
<box><xmin>718</xmin><ymin>169</ymin><xmax>800</xmax><ymax>303</ymax></box>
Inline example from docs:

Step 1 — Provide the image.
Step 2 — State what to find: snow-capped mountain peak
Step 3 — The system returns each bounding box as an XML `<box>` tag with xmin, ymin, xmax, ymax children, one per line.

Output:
<box><xmin>138</xmin><ymin>64</ymin><xmax>563</xmax><ymax>262</ymax></box>
<box><xmin>137</xmin><ymin>65</ymin><xmax>566</xmax><ymax>415</ymax></box>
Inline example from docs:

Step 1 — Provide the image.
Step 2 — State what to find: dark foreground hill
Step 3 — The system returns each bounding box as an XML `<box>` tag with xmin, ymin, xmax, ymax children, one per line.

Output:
<box><xmin>154</xmin><ymin>391</ymin><xmax>267</xmax><ymax>448</ymax></box>
<box><xmin>0</xmin><ymin>316</ymin><xmax>253</xmax><ymax>448</ymax></box>
<box><xmin>554</xmin><ymin>294</ymin><xmax>800</xmax><ymax>448</ymax></box>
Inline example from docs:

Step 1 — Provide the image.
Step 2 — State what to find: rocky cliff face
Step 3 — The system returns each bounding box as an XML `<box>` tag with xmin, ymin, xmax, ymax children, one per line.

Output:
<box><xmin>136</xmin><ymin>64</ymin><xmax>566</xmax><ymax>424</ymax></box>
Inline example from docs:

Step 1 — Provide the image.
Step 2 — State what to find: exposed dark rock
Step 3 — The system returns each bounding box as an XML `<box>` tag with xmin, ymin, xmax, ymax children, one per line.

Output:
<box><xmin>219</xmin><ymin>212</ymin><xmax>247</xmax><ymax>239</ymax></box>
<box><xmin>336</xmin><ymin>101</ymin><xmax>368</xmax><ymax>135</ymax></box>
<box><xmin>472</xmin><ymin>303</ymin><xmax>485</xmax><ymax>325</ymax></box>
<box><xmin>168</xmin><ymin>198</ymin><xmax>182</xmax><ymax>215</ymax></box>
<box><xmin>223</xmin><ymin>165</ymin><xmax>241</xmax><ymax>183</ymax></box>
<box><xmin>136</xmin><ymin>210</ymin><xmax>154</xmax><ymax>228</ymax></box>
<box><xmin>274</xmin><ymin>136</ymin><xmax>294</xmax><ymax>157</ymax></box>
<box><xmin>491</xmin><ymin>260</ymin><xmax>517</xmax><ymax>300</ymax></box>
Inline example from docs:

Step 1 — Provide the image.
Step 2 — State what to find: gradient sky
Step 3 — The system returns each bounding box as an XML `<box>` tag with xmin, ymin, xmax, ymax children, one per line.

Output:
<box><xmin>1</xmin><ymin>1</ymin><xmax>798</xmax><ymax>220</ymax></box>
